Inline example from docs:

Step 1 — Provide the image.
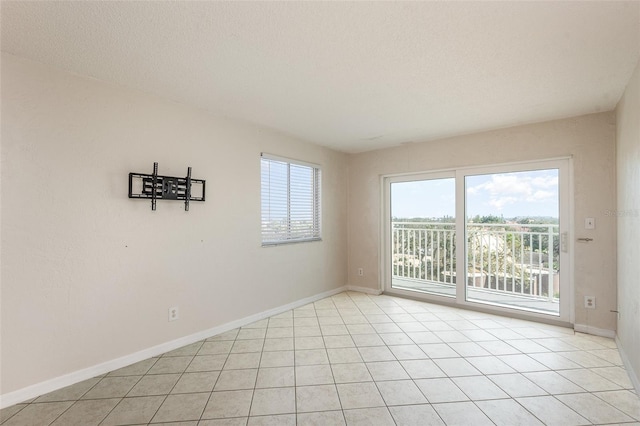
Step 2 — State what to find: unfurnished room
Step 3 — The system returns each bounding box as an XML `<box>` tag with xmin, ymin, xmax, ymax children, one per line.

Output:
<box><xmin>1</xmin><ymin>1</ymin><xmax>639</xmax><ymax>425</ymax></box>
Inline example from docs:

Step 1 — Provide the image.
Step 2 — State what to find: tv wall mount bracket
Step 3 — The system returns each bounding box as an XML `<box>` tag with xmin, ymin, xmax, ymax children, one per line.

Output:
<box><xmin>128</xmin><ymin>162</ymin><xmax>205</xmax><ymax>211</ymax></box>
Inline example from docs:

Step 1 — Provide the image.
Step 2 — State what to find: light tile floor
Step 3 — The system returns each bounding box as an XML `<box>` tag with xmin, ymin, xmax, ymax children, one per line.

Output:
<box><xmin>2</xmin><ymin>291</ymin><xmax>639</xmax><ymax>425</ymax></box>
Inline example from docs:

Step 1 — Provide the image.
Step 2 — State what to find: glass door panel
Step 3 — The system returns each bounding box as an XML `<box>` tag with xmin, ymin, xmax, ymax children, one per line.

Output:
<box><xmin>464</xmin><ymin>169</ymin><xmax>561</xmax><ymax>315</ymax></box>
<box><xmin>390</xmin><ymin>177</ymin><xmax>456</xmax><ymax>298</ymax></box>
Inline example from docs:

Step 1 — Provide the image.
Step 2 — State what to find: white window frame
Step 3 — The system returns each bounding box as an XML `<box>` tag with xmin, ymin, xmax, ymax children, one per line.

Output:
<box><xmin>261</xmin><ymin>153</ymin><xmax>322</xmax><ymax>246</ymax></box>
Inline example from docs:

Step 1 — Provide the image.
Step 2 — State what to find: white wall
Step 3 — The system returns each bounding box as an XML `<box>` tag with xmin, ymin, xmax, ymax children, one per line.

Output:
<box><xmin>348</xmin><ymin>113</ymin><xmax>617</xmax><ymax>332</ymax></box>
<box><xmin>615</xmin><ymin>60</ymin><xmax>640</xmax><ymax>390</ymax></box>
<box><xmin>0</xmin><ymin>53</ymin><xmax>348</xmax><ymax>397</ymax></box>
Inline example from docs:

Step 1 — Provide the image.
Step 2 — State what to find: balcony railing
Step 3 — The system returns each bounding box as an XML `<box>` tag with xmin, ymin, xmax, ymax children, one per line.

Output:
<box><xmin>392</xmin><ymin>221</ymin><xmax>559</xmax><ymax>302</ymax></box>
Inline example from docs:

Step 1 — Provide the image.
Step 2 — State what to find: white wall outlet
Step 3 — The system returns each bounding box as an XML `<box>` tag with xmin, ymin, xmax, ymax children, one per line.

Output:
<box><xmin>585</xmin><ymin>217</ymin><xmax>595</xmax><ymax>229</ymax></box>
<box><xmin>168</xmin><ymin>307</ymin><xmax>179</xmax><ymax>321</ymax></box>
<box><xmin>584</xmin><ymin>296</ymin><xmax>596</xmax><ymax>309</ymax></box>
<box><xmin>357</xmin><ymin>268</ymin><xmax>364</xmax><ymax>276</ymax></box>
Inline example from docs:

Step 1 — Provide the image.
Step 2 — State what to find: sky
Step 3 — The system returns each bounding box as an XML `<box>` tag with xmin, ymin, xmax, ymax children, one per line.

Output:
<box><xmin>391</xmin><ymin>169</ymin><xmax>559</xmax><ymax>219</ymax></box>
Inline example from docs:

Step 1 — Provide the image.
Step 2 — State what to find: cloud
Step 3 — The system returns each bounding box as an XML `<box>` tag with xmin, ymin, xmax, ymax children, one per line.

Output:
<box><xmin>467</xmin><ymin>171</ymin><xmax>558</xmax><ymax>212</ymax></box>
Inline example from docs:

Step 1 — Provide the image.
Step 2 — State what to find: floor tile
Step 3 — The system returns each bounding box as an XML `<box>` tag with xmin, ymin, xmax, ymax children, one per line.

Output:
<box><xmin>297</xmin><ymin>410</ymin><xmax>345</xmax><ymax>426</ymax></box>
<box><xmin>231</xmin><ymin>339</ymin><xmax>264</xmax><ymax>354</ymax></box>
<box><xmin>224</xmin><ymin>353</ymin><xmax>261</xmax><ymax>370</ymax></box>
<box><xmin>398</xmin><ymin>359</ymin><xmax>446</xmax><ymax>382</ymax></box>
<box><xmin>128</xmin><ymin>373</ymin><xmax>181</xmax><ymax>396</ymax></box>
<box><xmin>343</xmin><ymin>407</ymin><xmax>395</xmax><ymax>426</ymax></box>
<box><xmin>357</xmin><ymin>346</ymin><xmax>395</xmax><ymax>362</ymax></box>
<box><xmin>49</xmin><ymin>398</ymin><xmax>118</xmax><ymax>425</ymax></box>
<box><xmin>259</xmin><ymin>350</ymin><xmax>294</xmax><ymax>368</ymax></box>
<box><xmin>6</xmin><ymin>291</ymin><xmax>638</xmax><ymax>426</ymax></box>
<box><xmin>591</xmin><ymin>366</ymin><xmax>636</xmax><ymax>388</ymax></box>
<box><xmin>418</xmin><ymin>343</ymin><xmax>459</xmax><ymax>358</ymax></box>
<box><xmin>433</xmin><ymin>357</ymin><xmax>482</xmax><ymax>377</ymax></box>
<box><xmin>331</xmin><ymin>363</ymin><xmax>373</xmax><ymax>383</ymax></box>
<box><xmin>2</xmin><ymin>402</ymin><xmax>72</xmax><ymax>426</ymax></box>
<box><xmin>295</xmin><ymin>349</ymin><xmax>329</xmax><ymax>366</ymax></box>
<box><xmin>522</xmin><ymin>371</ymin><xmax>585</xmax><ymax>394</ymax></box>
<box><xmin>376</xmin><ymin>380</ymin><xmax>427</xmax><ymax>405</ymax></box>
<box><xmin>516</xmin><ymin>395</ymin><xmax>590</xmax><ymax>426</ymax></box>
<box><xmin>294</xmin><ymin>336</ymin><xmax>325</xmax><ymax>350</ymax></box>
<box><xmin>0</xmin><ymin>405</ymin><xmax>26</xmax><ymax>424</ymax></box>
<box><xmin>199</xmin><ymin>341</ymin><xmax>234</xmax><ymax>356</ymax></box>
<box><xmin>164</xmin><ymin>342</ymin><xmax>204</xmax><ymax>357</ymax></box>
<box><xmin>323</xmin><ymin>335</ymin><xmax>356</xmax><ymax>348</ymax></box>
<box><xmin>107</xmin><ymin>359</ymin><xmax>157</xmax><ymax>377</ymax></box>
<box><xmin>201</xmin><ymin>389</ymin><xmax>253</xmax><ymax>419</ymax></box>
<box><xmin>476</xmin><ymin>340</ymin><xmax>521</xmax><ymax>355</ymax></box>
<box><xmin>556</xmin><ymin>392</ymin><xmax>634</xmax><ymax>424</ymax></box>
<box><xmin>447</xmin><ymin>341</ymin><xmax>490</xmax><ymax>357</ymax></box>
<box><xmin>247</xmin><ymin>414</ymin><xmax>296</xmax><ymax>426</ymax></box>
<box><xmin>81</xmin><ymin>376</ymin><xmax>140</xmax><ymax>399</ymax></box>
<box><xmin>101</xmin><ymin>396</ymin><xmax>165</xmax><ymax>425</ymax></box>
<box><xmin>452</xmin><ymin>375</ymin><xmax>509</xmax><ymax>400</ymax></box>
<box><xmin>336</xmin><ymin>382</ymin><xmax>385</xmax><ymax>409</ymax></box>
<box><xmin>466</xmin><ymin>356</ymin><xmax>516</xmax><ymax>375</ymax></box>
<box><xmin>414</xmin><ymin>378</ymin><xmax>469</xmax><ymax>403</ymax></box>
<box><xmin>268</xmin><ymin>317</ymin><xmax>293</xmax><ymax>328</ymax></box>
<box><xmin>488</xmin><ymin>373</ymin><xmax>547</xmax><ymax>397</ymax></box>
<box><xmin>172</xmin><ymin>371</ymin><xmax>219</xmax><ymax>394</ymax></box>
<box><xmin>265</xmin><ymin>327</ymin><xmax>293</xmax><ymax>339</ymax></box>
<box><xmin>594</xmin><ymin>390</ymin><xmax>640</xmax><ymax>420</ymax></box>
<box><xmin>151</xmin><ymin>392</ymin><xmax>209</xmax><ymax>422</ymax></box>
<box><xmin>214</xmin><ymin>369</ymin><xmax>258</xmax><ymax>391</ymax></box>
<box><xmin>327</xmin><ymin>347</ymin><xmax>363</xmax><ymax>363</ymax></box>
<box><xmin>432</xmin><ymin>401</ymin><xmax>494</xmax><ymax>425</ymax></box>
<box><xmin>262</xmin><ymin>338</ymin><xmax>294</xmax><ymax>352</ymax></box>
<box><xmin>255</xmin><ymin>367</ymin><xmax>295</xmax><ymax>388</ymax></box>
<box><xmin>346</xmin><ymin>324</ymin><xmax>376</xmax><ymax>335</ymax></box>
<box><xmin>321</xmin><ymin>324</ymin><xmax>349</xmax><ymax>335</ymax></box>
<box><xmin>249</xmin><ymin>387</ymin><xmax>295</xmax><ymax>416</ymax></box>
<box><xmin>34</xmin><ymin>378</ymin><xmax>100</xmax><ymax>402</ymax></box>
<box><xmin>388</xmin><ymin>404</ymin><xmax>445</xmax><ymax>426</ymax></box>
<box><xmin>351</xmin><ymin>334</ymin><xmax>385</xmax><ymax>347</ymax></box>
<box><xmin>295</xmin><ymin>364</ymin><xmax>334</xmax><ymax>386</ymax></box>
<box><xmin>186</xmin><ymin>354</ymin><xmax>227</xmax><ymax>372</ymax></box>
<box><xmin>380</xmin><ymin>333</ymin><xmax>414</xmax><ymax>345</ymax></box>
<box><xmin>475</xmin><ymin>398</ymin><xmax>544</xmax><ymax>426</ymax></box>
<box><xmin>366</xmin><ymin>361</ymin><xmax>409</xmax><ymax>381</ymax></box>
<box><xmin>294</xmin><ymin>326</ymin><xmax>322</xmax><ymax>337</ymax></box>
<box><xmin>558</xmin><ymin>368</ymin><xmax>622</xmax><ymax>391</ymax></box>
<box><xmin>388</xmin><ymin>344</ymin><xmax>428</xmax><ymax>360</ymax></box>
<box><xmin>148</xmin><ymin>356</ymin><xmax>194</xmax><ymax>374</ymax></box>
<box><xmin>296</xmin><ymin>384</ymin><xmax>341</xmax><ymax>412</ymax></box>
<box><xmin>237</xmin><ymin>328</ymin><xmax>267</xmax><ymax>340</ymax></box>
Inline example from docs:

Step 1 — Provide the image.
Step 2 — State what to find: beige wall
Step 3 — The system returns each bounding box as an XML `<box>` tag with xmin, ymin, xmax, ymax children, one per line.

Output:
<box><xmin>615</xmin><ymin>60</ymin><xmax>640</xmax><ymax>389</ymax></box>
<box><xmin>0</xmin><ymin>53</ymin><xmax>348</xmax><ymax>395</ymax></box>
<box><xmin>348</xmin><ymin>112</ymin><xmax>617</xmax><ymax>331</ymax></box>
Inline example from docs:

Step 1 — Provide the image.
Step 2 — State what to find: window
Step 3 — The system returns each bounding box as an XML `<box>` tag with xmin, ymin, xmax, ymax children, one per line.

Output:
<box><xmin>261</xmin><ymin>153</ymin><xmax>321</xmax><ymax>245</ymax></box>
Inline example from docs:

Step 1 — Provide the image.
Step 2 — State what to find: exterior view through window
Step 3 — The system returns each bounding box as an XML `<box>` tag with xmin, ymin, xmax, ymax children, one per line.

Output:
<box><xmin>387</xmin><ymin>160</ymin><xmax>569</xmax><ymax>320</ymax></box>
<box><xmin>261</xmin><ymin>154</ymin><xmax>321</xmax><ymax>245</ymax></box>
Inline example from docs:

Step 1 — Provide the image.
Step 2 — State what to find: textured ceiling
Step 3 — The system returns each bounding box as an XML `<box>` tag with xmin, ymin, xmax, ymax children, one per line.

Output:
<box><xmin>1</xmin><ymin>1</ymin><xmax>639</xmax><ymax>153</ymax></box>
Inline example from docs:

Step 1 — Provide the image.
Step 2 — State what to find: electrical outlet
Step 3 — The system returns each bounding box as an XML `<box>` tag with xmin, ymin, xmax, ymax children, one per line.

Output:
<box><xmin>168</xmin><ymin>307</ymin><xmax>179</xmax><ymax>321</ymax></box>
<box><xmin>357</xmin><ymin>268</ymin><xmax>364</xmax><ymax>276</ymax></box>
<box><xmin>584</xmin><ymin>296</ymin><xmax>596</xmax><ymax>309</ymax></box>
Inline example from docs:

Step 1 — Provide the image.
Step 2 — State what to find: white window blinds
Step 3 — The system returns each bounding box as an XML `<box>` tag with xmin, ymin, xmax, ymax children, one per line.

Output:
<box><xmin>261</xmin><ymin>154</ymin><xmax>321</xmax><ymax>245</ymax></box>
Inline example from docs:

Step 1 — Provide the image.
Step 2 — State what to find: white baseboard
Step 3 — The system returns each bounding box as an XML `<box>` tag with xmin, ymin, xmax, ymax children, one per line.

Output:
<box><xmin>346</xmin><ymin>285</ymin><xmax>382</xmax><ymax>295</ymax></box>
<box><xmin>0</xmin><ymin>285</ymin><xmax>348</xmax><ymax>409</ymax></box>
<box><xmin>573</xmin><ymin>323</ymin><xmax>616</xmax><ymax>339</ymax></box>
<box><xmin>615</xmin><ymin>336</ymin><xmax>640</xmax><ymax>396</ymax></box>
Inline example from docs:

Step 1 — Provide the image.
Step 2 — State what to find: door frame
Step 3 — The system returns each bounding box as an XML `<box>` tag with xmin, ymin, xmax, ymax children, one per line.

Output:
<box><xmin>381</xmin><ymin>157</ymin><xmax>574</xmax><ymax>325</ymax></box>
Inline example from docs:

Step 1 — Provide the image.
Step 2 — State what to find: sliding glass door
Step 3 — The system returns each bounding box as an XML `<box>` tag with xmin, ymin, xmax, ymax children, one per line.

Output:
<box><xmin>390</xmin><ymin>174</ymin><xmax>456</xmax><ymax>299</ymax></box>
<box><xmin>385</xmin><ymin>159</ymin><xmax>570</xmax><ymax>321</ymax></box>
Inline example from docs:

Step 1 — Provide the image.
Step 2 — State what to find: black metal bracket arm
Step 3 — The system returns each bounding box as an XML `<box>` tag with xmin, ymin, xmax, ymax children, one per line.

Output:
<box><xmin>128</xmin><ymin>162</ymin><xmax>205</xmax><ymax>211</ymax></box>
